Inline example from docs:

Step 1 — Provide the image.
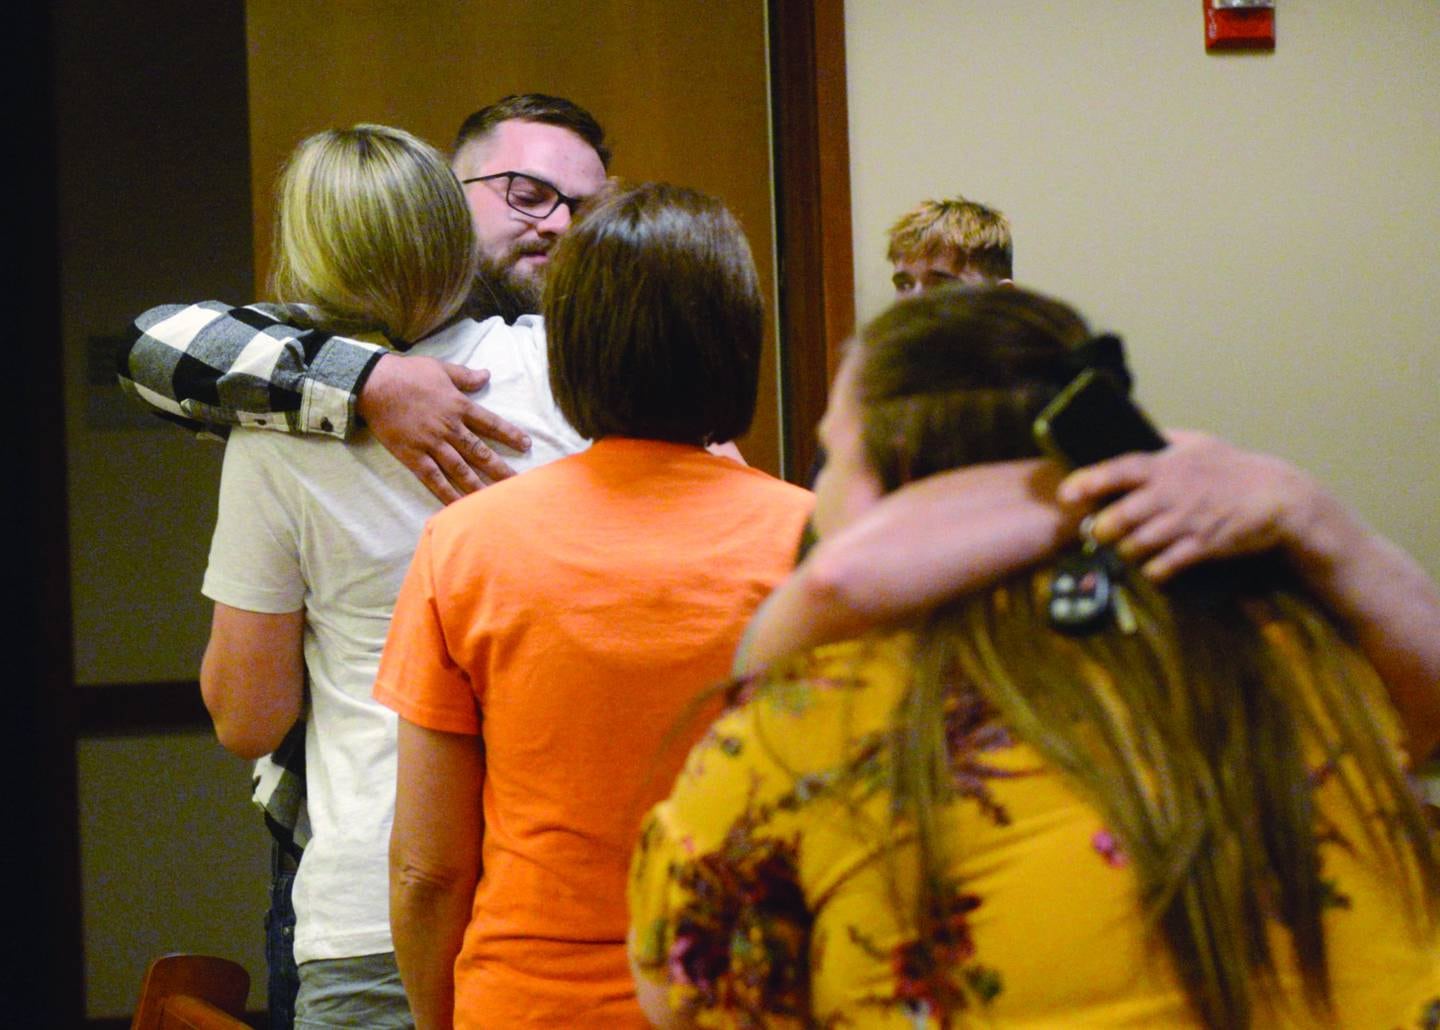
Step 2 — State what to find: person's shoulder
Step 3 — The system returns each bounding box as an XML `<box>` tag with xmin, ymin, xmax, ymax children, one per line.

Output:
<box><xmin>486</xmin><ymin>313</ymin><xmax>545</xmax><ymax>348</ymax></box>
<box><xmin>225</xmin><ymin>423</ymin><xmax>378</xmax><ymax>498</ymax></box>
<box><xmin>764</xmin><ymin>632</ymin><xmax>914</xmax><ymax>707</ymax></box>
<box><xmin>412</xmin><ymin>315</ymin><xmax>498</xmax><ymax>350</ymax></box>
<box><xmin>214</xmin><ymin>427</ymin><xmax>319</xmax><ymax>505</ymax></box>
<box><xmin>423</xmin><ymin>314</ymin><xmax>547</xmax><ymax>367</ymax></box>
<box><xmin>224</xmin><ymin>423</ymin><xmax>294</xmax><ymax>458</ymax></box>
<box><xmin>496</xmin><ymin>315</ymin><xmax>550</xmax><ymax>371</ymax></box>
<box><xmin>429</xmin><ymin>450</ymin><xmax>586</xmax><ymax>523</ymax></box>
<box><xmin>725</xmin><ymin>465</ymin><xmax>816</xmax><ymax>537</ymax></box>
<box><xmin>412</xmin><ymin>461</ymin><xmax>574</xmax><ymax>582</ymax></box>
<box><xmin>715</xmin><ymin>457</ymin><xmax>814</xmax><ymax>503</ymax></box>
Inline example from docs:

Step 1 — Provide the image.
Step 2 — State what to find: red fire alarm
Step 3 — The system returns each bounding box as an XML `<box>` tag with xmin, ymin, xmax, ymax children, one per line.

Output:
<box><xmin>1205</xmin><ymin>0</ymin><xmax>1275</xmax><ymax>52</ymax></box>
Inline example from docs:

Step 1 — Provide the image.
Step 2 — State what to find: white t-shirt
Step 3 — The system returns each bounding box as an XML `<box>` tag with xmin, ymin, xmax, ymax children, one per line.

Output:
<box><xmin>202</xmin><ymin>315</ymin><xmax>587</xmax><ymax>964</ymax></box>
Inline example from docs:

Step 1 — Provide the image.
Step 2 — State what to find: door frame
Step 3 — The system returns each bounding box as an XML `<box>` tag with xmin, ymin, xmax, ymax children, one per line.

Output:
<box><xmin>771</xmin><ymin>0</ymin><xmax>854</xmax><ymax>481</ymax></box>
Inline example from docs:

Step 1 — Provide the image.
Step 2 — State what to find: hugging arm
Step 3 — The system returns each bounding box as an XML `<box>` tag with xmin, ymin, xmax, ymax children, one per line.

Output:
<box><xmin>737</xmin><ymin>433</ymin><xmax>1440</xmax><ymax>761</ymax></box>
<box><xmin>121</xmin><ymin>302</ymin><xmax>385</xmax><ymax>437</ymax></box>
<box><xmin>735</xmin><ymin>460</ymin><xmax>1077</xmax><ymax>674</ymax></box>
<box><xmin>1064</xmin><ymin>432</ymin><xmax>1440</xmax><ymax>761</ymax></box>
<box><xmin>199</xmin><ymin>604</ymin><xmax>305</xmax><ymax>760</ymax></box>
<box><xmin>121</xmin><ymin>301</ymin><xmax>531</xmax><ymax>502</ymax></box>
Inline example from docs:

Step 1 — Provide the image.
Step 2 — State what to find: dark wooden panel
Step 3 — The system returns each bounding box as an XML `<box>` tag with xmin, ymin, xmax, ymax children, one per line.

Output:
<box><xmin>74</xmin><ymin>682</ymin><xmax>212</xmax><ymax>737</ymax></box>
<box><xmin>18</xmin><ymin>4</ymin><xmax>82</xmax><ymax>1023</ymax></box>
<box><xmin>770</xmin><ymin>0</ymin><xmax>855</xmax><ymax>481</ymax></box>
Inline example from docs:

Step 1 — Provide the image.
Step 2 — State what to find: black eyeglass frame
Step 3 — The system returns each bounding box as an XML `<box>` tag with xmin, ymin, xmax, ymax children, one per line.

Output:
<box><xmin>460</xmin><ymin>170</ymin><xmax>585</xmax><ymax>221</ymax></box>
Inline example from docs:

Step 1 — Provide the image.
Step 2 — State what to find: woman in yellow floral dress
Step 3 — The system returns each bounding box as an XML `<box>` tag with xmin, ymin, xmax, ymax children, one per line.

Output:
<box><xmin>628</xmin><ymin>285</ymin><xmax>1440</xmax><ymax>1028</ymax></box>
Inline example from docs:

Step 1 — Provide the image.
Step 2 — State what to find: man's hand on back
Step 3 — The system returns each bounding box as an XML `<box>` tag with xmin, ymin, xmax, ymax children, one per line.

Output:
<box><xmin>358</xmin><ymin>353</ymin><xmax>532</xmax><ymax>504</ymax></box>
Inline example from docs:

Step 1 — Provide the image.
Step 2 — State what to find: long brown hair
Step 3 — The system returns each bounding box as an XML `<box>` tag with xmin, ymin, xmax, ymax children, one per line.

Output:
<box><xmin>853</xmin><ymin>286</ymin><xmax>1439</xmax><ymax>1027</ymax></box>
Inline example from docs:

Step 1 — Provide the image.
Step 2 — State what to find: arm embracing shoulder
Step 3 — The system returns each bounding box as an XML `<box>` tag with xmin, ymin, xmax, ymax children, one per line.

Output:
<box><xmin>121</xmin><ymin>301</ymin><xmax>385</xmax><ymax>438</ymax></box>
<box><xmin>737</xmin><ymin>460</ymin><xmax>1074</xmax><ymax>674</ymax></box>
<box><xmin>1066</xmin><ymin>433</ymin><xmax>1440</xmax><ymax>760</ymax></box>
<box><xmin>1279</xmin><ymin>486</ymin><xmax>1440</xmax><ymax>760</ymax></box>
<box><xmin>121</xmin><ymin>301</ymin><xmax>538</xmax><ymax>502</ymax></box>
<box><xmin>200</xmin><ymin>603</ymin><xmax>304</xmax><ymax>759</ymax></box>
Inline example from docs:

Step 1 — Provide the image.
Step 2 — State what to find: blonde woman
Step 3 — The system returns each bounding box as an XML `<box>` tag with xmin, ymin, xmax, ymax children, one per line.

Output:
<box><xmin>197</xmin><ymin>125</ymin><xmax>585</xmax><ymax>1028</ymax></box>
<box><xmin>629</xmin><ymin>286</ymin><xmax>1440</xmax><ymax>1027</ymax></box>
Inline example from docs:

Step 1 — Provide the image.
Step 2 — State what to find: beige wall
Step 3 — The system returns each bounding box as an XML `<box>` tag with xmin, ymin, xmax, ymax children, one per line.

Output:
<box><xmin>845</xmin><ymin>2</ymin><xmax>1440</xmax><ymax>575</ymax></box>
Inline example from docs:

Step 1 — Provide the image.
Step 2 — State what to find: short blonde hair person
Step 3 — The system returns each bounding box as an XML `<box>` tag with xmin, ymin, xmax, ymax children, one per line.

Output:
<box><xmin>270</xmin><ymin>123</ymin><xmax>477</xmax><ymax>344</ymax></box>
<box><xmin>886</xmin><ymin>196</ymin><xmax>1013</xmax><ymax>282</ymax></box>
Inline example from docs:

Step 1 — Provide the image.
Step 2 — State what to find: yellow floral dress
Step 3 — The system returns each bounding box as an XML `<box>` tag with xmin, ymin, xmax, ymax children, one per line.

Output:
<box><xmin>628</xmin><ymin>632</ymin><xmax>1440</xmax><ymax>1028</ymax></box>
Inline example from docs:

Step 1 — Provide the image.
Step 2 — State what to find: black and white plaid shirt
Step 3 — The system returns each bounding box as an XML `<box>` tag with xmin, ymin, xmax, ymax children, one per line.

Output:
<box><xmin>119</xmin><ymin>300</ymin><xmax>387</xmax><ymax>439</ymax></box>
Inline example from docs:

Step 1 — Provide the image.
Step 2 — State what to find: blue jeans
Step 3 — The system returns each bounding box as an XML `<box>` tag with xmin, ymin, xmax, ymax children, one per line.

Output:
<box><xmin>266</xmin><ymin>843</ymin><xmax>300</xmax><ymax>1029</ymax></box>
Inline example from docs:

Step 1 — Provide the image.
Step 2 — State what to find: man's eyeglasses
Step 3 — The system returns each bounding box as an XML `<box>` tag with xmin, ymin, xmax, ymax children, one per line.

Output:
<box><xmin>461</xmin><ymin>171</ymin><xmax>585</xmax><ymax>221</ymax></box>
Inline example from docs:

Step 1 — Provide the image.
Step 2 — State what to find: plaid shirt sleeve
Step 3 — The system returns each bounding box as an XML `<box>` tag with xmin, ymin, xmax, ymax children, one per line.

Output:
<box><xmin>253</xmin><ymin>720</ymin><xmax>310</xmax><ymax>857</ymax></box>
<box><xmin>117</xmin><ymin>300</ymin><xmax>387</xmax><ymax>439</ymax></box>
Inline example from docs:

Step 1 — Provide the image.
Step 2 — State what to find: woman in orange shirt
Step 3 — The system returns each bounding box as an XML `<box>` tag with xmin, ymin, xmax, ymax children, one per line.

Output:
<box><xmin>375</xmin><ymin>183</ymin><xmax>814</xmax><ymax>1028</ymax></box>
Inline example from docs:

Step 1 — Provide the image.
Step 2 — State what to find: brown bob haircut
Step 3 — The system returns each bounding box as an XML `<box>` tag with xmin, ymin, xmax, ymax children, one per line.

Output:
<box><xmin>453</xmin><ymin>93</ymin><xmax>611</xmax><ymax>169</ymax></box>
<box><xmin>543</xmin><ymin>182</ymin><xmax>762</xmax><ymax>445</ymax></box>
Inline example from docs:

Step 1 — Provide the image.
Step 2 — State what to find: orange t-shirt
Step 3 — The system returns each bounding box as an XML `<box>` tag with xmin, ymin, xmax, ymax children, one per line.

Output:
<box><xmin>374</xmin><ymin>438</ymin><xmax>813</xmax><ymax>1028</ymax></box>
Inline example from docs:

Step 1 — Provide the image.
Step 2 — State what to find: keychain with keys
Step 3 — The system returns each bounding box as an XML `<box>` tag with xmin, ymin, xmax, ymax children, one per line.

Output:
<box><xmin>1047</xmin><ymin>518</ymin><xmax>1138</xmax><ymax>636</ymax></box>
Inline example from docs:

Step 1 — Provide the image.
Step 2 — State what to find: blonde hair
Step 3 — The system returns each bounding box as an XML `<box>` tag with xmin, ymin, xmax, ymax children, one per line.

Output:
<box><xmin>270</xmin><ymin>124</ymin><xmax>476</xmax><ymax>344</ymax></box>
<box><xmin>885</xmin><ymin>196</ymin><xmax>1013</xmax><ymax>281</ymax></box>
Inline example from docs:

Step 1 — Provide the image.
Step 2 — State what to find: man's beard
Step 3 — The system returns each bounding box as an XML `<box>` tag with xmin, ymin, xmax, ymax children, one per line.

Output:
<box><xmin>465</xmin><ymin>245</ymin><xmax>547</xmax><ymax>323</ymax></box>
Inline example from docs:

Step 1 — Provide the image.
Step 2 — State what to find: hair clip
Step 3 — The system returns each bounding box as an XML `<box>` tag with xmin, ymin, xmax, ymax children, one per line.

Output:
<box><xmin>1063</xmin><ymin>333</ymin><xmax>1133</xmax><ymax>394</ymax></box>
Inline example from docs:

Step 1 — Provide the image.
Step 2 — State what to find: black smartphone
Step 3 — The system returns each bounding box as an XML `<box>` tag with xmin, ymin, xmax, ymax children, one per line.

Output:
<box><xmin>1033</xmin><ymin>368</ymin><xmax>1167</xmax><ymax>469</ymax></box>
